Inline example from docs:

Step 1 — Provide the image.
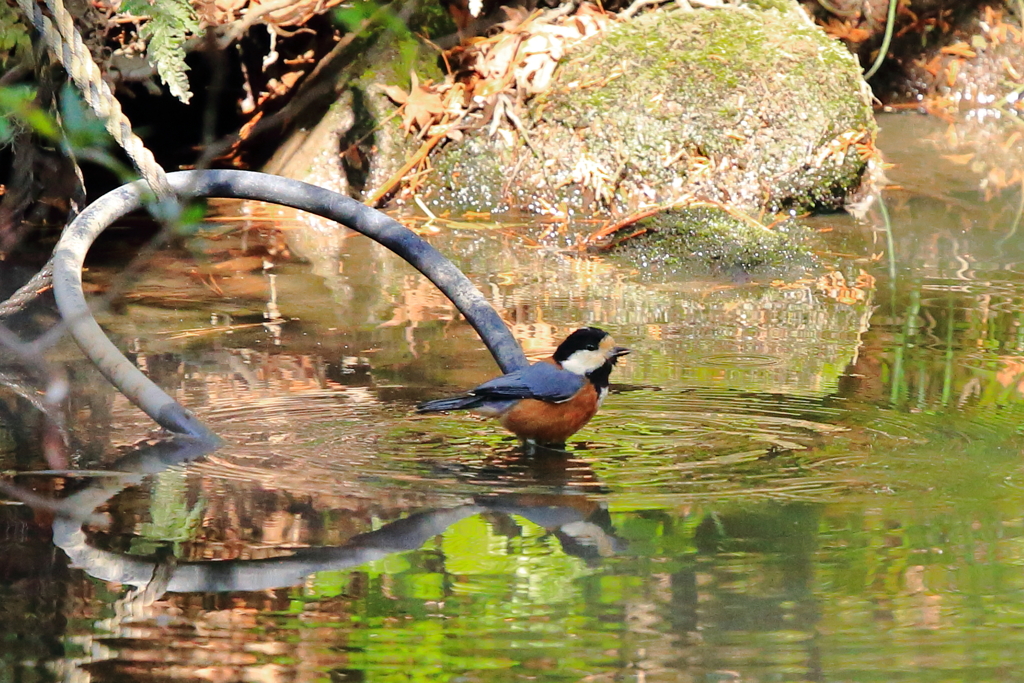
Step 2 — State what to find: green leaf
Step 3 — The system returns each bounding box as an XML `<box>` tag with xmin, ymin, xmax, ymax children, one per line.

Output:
<box><xmin>0</xmin><ymin>85</ymin><xmax>60</xmax><ymax>140</ymax></box>
<box><xmin>175</xmin><ymin>199</ymin><xmax>209</xmax><ymax>234</ymax></box>
<box><xmin>59</xmin><ymin>83</ymin><xmax>110</xmax><ymax>148</ymax></box>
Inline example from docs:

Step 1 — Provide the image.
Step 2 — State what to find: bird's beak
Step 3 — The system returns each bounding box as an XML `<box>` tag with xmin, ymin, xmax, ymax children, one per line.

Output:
<box><xmin>611</xmin><ymin>346</ymin><xmax>631</xmax><ymax>358</ymax></box>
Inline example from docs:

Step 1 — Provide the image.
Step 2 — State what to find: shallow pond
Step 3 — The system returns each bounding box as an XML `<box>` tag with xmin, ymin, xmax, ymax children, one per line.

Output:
<box><xmin>4</xmin><ymin>113</ymin><xmax>1024</xmax><ymax>682</ymax></box>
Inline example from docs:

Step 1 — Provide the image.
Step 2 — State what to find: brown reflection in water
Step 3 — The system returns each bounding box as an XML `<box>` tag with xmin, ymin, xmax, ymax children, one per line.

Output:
<box><xmin>0</xmin><ymin>504</ymin><xmax>70</xmax><ymax>679</ymax></box>
<box><xmin>76</xmin><ymin>589</ymin><xmax>339</xmax><ymax>683</ymax></box>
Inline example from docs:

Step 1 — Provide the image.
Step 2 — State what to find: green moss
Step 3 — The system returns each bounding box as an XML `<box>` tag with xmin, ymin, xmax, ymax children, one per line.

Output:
<box><xmin>549</xmin><ymin>5</ymin><xmax>873</xmax><ymax>201</ymax></box>
<box><xmin>608</xmin><ymin>206</ymin><xmax>815</xmax><ymax>276</ymax></box>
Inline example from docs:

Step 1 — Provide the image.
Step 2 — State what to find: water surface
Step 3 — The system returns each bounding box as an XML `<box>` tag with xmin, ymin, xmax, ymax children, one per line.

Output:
<box><xmin>3</xmin><ymin>113</ymin><xmax>1024</xmax><ymax>682</ymax></box>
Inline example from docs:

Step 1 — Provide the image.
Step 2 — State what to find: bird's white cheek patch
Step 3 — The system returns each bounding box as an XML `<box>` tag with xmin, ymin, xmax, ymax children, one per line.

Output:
<box><xmin>561</xmin><ymin>350</ymin><xmax>604</xmax><ymax>375</ymax></box>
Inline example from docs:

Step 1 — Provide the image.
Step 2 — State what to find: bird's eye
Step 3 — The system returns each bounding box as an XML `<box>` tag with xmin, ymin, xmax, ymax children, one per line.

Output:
<box><xmin>585</xmin><ymin>344</ymin><xmax>598</xmax><ymax>351</ymax></box>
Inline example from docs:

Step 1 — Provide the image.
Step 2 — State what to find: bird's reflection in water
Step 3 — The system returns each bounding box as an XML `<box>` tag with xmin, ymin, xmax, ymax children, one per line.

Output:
<box><xmin>454</xmin><ymin>442</ymin><xmax>622</xmax><ymax>562</ymax></box>
<box><xmin>53</xmin><ymin>436</ymin><xmax>624</xmax><ymax>597</ymax></box>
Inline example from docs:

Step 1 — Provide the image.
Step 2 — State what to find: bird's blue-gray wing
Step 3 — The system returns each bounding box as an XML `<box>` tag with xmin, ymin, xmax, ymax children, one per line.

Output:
<box><xmin>471</xmin><ymin>362</ymin><xmax>584</xmax><ymax>402</ymax></box>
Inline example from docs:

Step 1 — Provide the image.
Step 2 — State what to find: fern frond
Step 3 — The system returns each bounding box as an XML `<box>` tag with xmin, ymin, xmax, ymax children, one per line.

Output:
<box><xmin>120</xmin><ymin>0</ymin><xmax>199</xmax><ymax>104</ymax></box>
<box><xmin>0</xmin><ymin>1</ymin><xmax>33</xmax><ymax>68</ymax></box>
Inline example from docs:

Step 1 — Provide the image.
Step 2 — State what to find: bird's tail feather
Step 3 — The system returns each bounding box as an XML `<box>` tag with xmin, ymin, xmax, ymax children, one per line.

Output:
<box><xmin>416</xmin><ymin>394</ymin><xmax>484</xmax><ymax>413</ymax></box>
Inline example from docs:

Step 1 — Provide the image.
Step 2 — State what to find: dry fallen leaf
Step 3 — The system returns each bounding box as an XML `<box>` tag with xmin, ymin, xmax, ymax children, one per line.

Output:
<box><xmin>823</xmin><ymin>18</ymin><xmax>871</xmax><ymax>43</ymax></box>
<box><xmin>382</xmin><ymin>73</ymin><xmax>447</xmax><ymax>134</ymax></box>
<box><xmin>941</xmin><ymin>153</ymin><xmax>975</xmax><ymax>165</ymax></box>
<box><xmin>940</xmin><ymin>42</ymin><xmax>977</xmax><ymax>58</ymax></box>
<box><xmin>380</xmin><ymin>84</ymin><xmax>409</xmax><ymax>105</ymax></box>
<box><xmin>209</xmin><ymin>256</ymin><xmax>267</xmax><ymax>273</ymax></box>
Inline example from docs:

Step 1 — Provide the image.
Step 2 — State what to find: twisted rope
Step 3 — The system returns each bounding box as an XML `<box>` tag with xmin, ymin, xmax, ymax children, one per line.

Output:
<box><xmin>14</xmin><ymin>0</ymin><xmax>174</xmax><ymax>200</ymax></box>
<box><xmin>0</xmin><ymin>261</ymin><xmax>54</xmax><ymax>317</ymax></box>
<box><xmin>1</xmin><ymin>0</ymin><xmax>176</xmax><ymax>319</ymax></box>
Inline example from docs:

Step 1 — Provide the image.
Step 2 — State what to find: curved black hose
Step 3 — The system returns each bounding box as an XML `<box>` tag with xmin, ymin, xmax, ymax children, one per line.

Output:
<box><xmin>52</xmin><ymin>170</ymin><xmax>528</xmax><ymax>442</ymax></box>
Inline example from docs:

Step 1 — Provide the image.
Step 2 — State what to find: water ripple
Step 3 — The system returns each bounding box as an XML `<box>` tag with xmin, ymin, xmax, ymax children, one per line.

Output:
<box><xmin>694</xmin><ymin>353</ymin><xmax>782</xmax><ymax>368</ymax></box>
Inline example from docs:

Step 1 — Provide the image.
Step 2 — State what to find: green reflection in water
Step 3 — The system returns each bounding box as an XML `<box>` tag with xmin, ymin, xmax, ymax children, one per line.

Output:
<box><xmin>130</xmin><ymin>469</ymin><xmax>206</xmax><ymax>556</ymax></box>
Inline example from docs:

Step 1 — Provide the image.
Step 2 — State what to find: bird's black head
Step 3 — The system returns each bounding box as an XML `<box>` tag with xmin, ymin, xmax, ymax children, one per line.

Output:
<box><xmin>554</xmin><ymin>327</ymin><xmax>630</xmax><ymax>376</ymax></box>
<box><xmin>553</xmin><ymin>327</ymin><xmax>608</xmax><ymax>363</ymax></box>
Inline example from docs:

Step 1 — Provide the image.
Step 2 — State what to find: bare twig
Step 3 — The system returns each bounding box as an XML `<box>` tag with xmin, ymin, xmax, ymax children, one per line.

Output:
<box><xmin>500</xmin><ymin>94</ymin><xmax>541</xmax><ymax>158</ymax></box>
<box><xmin>217</xmin><ymin>0</ymin><xmax>298</xmax><ymax>47</ymax></box>
<box><xmin>366</xmin><ymin>127</ymin><xmax>452</xmax><ymax>206</ymax></box>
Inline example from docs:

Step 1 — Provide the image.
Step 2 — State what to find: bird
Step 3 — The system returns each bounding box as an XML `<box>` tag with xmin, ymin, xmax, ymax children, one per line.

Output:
<box><xmin>416</xmin><ymin>327</ymin><xmax>630</xmax><ymax>445</ymax></box>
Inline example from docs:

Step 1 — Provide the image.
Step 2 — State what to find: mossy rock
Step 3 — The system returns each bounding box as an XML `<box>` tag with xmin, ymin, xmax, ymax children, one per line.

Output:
<box><xmin>606</xmin><ymin>206</ymin><xmax>815</xmax><ymax>277</ymax></box>
<box><xmin>422</xmin><ymin>1</ymin><xmax>876</xmax><ymax>218</ymax></box>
